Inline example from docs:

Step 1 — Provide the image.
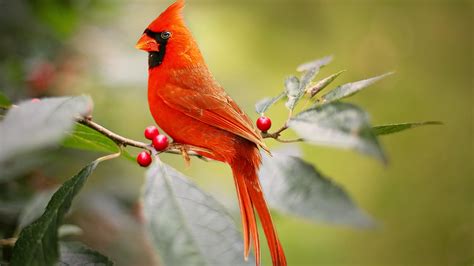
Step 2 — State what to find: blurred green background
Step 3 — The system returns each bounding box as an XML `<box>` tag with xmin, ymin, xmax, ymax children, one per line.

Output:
<box><xmin>1</xmin><ymin>0</ymin><xmax>472</xmax><ymax>265</ymax></box>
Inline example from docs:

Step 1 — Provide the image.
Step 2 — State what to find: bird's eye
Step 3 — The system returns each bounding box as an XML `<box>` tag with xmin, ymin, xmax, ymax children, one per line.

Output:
<box><xmin>161</xmin><ymin>31</ymin><xmax>172</xmax><ymax>40</ymax></box>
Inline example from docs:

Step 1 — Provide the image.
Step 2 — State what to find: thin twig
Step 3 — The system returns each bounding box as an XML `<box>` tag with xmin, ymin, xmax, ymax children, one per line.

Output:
<box><xmin>262</xmin><ymin>110</ymin><xmax>292</xmax><ymax>139</ymax></box>
<box><xmin>273</xmin><ymin>138</ymin><xmax>304</xmax><ymax>143</ymax></box>
<box><xmin>77</xmin><ymin>117</ymin><xmax>149</xmax><ymax>149</ymax></box>
<box><xmin>262</xmin><ymin>129</ymin><xmax>304</xmax><ymax>143</ymax></box>
<box><xmin>258</xmin><ymin>104</ymin><xmax>307</xmax><ymax>143</ymax></box>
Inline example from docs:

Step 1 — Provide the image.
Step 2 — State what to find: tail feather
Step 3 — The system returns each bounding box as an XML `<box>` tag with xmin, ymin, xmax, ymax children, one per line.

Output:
<box><xmin>231</xmin><ymin>147</ymin><xmax>287</xmax><ymax>266</ymax></box>
<box><xmin>232</xmin><ymin>174</ymin><xmax>260</xmax><ymax>263</ymax></box>
<box><xmin>244</xmin><ymin>176</ymin><xmax>286</xmax><ymax>266</ymax></box>
<box><xmin>232</xmin><ymin>177</ymin><xmax>250</xmax><ymax>257</ymax></box>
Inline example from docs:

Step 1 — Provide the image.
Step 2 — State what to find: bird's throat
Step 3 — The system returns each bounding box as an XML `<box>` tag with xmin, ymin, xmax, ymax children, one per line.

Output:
<box><xmin>148</xmin><ymin>49</ymin><xmax>166</xmax><ymax>69</ymax></box>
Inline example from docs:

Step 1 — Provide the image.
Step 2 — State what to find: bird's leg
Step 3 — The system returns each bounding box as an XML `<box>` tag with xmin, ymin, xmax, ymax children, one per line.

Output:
<box><xmin>180</xmin><ymin>145</ymin><xmax>191</xmax><ymax>167</ymax></box>
<box><xmin>160</xmin><ymin>142</ymin><xmax>211</xmax><ymax>162</ymax></box>
<box><xmin>168</xmin><ymin>142</ymin><xmax>213</xmax><ymax>165</ymax></box>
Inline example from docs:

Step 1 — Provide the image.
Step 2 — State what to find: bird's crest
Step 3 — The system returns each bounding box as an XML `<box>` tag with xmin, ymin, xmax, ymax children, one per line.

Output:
<box><xmin>148</xmin><ymin>0</ymin><xmax>185</xmax><ymax>32</ymax></box>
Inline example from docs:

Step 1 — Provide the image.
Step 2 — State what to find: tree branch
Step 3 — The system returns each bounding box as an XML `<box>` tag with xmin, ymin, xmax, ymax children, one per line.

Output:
<box><xmin>77</xmin><ymin>117</ymin><xmax>149</xmax><ymax>149</ymax></box>
<box><xmin>76</xmin><ymin>117</ymin><xmax>208</xmax><ymax>160</ymax></box>
<box><xmin>77</xmin><ymin>114</ymin><xmax>303</xmax><ymax>161</ymax></box>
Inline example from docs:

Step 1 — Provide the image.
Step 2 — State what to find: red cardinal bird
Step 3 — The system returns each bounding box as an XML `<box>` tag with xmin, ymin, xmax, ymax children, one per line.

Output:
<box><xmin>136</xmin><ymin>1</ymin><xmax>286</xmax><ymax>265</ymax></box>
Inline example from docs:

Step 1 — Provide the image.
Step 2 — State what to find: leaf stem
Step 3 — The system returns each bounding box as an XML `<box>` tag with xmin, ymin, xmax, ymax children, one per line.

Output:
<box><xmin>94</xmin><ymin>149</ymin><xmax>122</xmax><ymax>164</ymax></box>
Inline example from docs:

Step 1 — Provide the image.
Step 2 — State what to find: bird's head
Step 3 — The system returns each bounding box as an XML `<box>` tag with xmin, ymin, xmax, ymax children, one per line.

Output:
<box><xmin>136</xmin><ymin>0</ymin><xmax>203</xmax><ymax>69</ymax></box>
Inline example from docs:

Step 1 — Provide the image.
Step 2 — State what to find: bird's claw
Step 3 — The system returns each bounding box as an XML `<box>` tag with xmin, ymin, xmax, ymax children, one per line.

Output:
<box><xmin>180</xmin><ymin>145</ymin><xmax>191</xmax><ymax>167</ymax></box>
<box><xmin>169</xmin><ymin>142</ymin><xmax>192</xmax><ymax>167</ymax></box>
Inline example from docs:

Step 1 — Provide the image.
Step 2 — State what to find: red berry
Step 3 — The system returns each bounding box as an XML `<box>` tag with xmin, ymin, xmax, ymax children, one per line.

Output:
<box><xmin>152</xmin><ymin>134</ymin><xmax>169</xmax><ymax>151</ymax></box>
<box><xmin>31</xmin><ymin>98</ymin><xmax>41</xmax><ymax>103</ymax></box>
<box><xmin>256</xmin><ymin>116</ymin><xmax>272</xmax><ymax>132</ymax></box>
<box><xmin>144</xmin><ymin>126</ymin><xmax>159</xmax><ymax>140</ymax></box>
<box><xmin>137</xmin><ymin>151</ymin><xmax>152</xmax><ymax>167</ymax></box>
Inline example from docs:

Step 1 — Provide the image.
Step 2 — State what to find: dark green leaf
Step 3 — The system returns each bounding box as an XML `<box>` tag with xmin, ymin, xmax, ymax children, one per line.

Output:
<box><xmin>255</xmin><ymin>92</ymin><xmax>285</xmax><ymax>115</ymax></box>
<box><xmin>17</xmin><ymin>189</ymin><xmax>56</xmax><ymax>232</ymax></box>
<box><xmin>320</xmin><ymin>72</ymin><xmax>394</xmax><ymax>104</ymax></box>
<box><xmin>58</xmin><ymin>241</ymin><xmax>113</xmax><ymax>265</ymax></box>
<box><xmin>296</xmin><ymin>55</ymin><xmax>333</xmax><ymax>72</ymax></box>
<box><xmin>308</xmin><ymin>70</ymin><xmax>346</xmax><ymax>97</ymax></box>
<box><xmin>0</xmin><ymin>91</ymin><xmax>12</xmax><ymax>108</ymax></box>
<box><xmin>288</xmin><ymin>102</ymin><xmax>386</xmax><ymax>163</ymax></box>
<box><xmin>0</xmin><ymin>96</ymin><xmax>93</xmax><ymax>181</ymax></box>
<box><xmin>260</xmin><ymin>152</ymin><xmax>375</xmax><ymax>227</ymax></box>
<box><xmin>143</xmin><ymin>162</ymin><xmax>253</xmax><ymax>266</ymax></box>
<box><xmin>10</xmin><ymin>162</ymin><xmax>98</xmax><ymax>266</ymax></box>
<box><xmin>373</xmin><ymin>121</ymin><xmax>442</xmax><ymax>136</ymax></box>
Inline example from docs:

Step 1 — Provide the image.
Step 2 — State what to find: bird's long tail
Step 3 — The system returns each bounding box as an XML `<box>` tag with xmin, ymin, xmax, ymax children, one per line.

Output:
<box><xmin>230</xmin><ymin>146</ymin><xmax>287</xmax><ymax>266</ymax></box>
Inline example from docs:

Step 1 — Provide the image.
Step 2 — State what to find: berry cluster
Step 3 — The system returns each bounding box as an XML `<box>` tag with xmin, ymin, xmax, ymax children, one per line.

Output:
<box><xmin>136</xmin><ymin>126</ymin><xmax>169</xmax><ymax>167</ymax></box>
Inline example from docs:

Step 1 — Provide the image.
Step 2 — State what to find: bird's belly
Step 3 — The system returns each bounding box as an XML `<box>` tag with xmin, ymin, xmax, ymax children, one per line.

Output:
<box><xmin>148</xmin><ymin>95</ymin><xmax>238</xmax><ymax>162</ymax></box>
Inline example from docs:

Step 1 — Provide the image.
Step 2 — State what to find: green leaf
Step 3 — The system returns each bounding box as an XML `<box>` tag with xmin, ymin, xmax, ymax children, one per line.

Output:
<box><xmin>284</xmin><ymin>75</ymin><xmax>301</xmax><ymax>110</ymax></box>
<box><xmin>296</xmin><ymin>55</ymin><xmax>333</xmax><ymax>72</ymax></box>
<box><xmin>255</xmin><ymin>92</ymin><xmax>285</xmax><ymax>115</ymax></box>
<box><xmin>63</xmin><ymin>123</ymin><xmax>119</xmax><ymax>153</ymax></box>
<box><xmin>299</xmin><ymin>65</ymin><xmax>319</xmax><ymax>91</ymax></box>
<box><xmin>320</xmin><ymin>72</ymin><xmax>394</xmax><ymax>104</ymax></box>
<box><xmin>58</xmin><ymin>241</ymin><xmax>113</xmax><ymax>265</ymax></box>
<box><xmin>288</xmin><ymin>102</ymin><xmax>386</xmax><ymax>163</ymax></box>
<box><xmin>286</xmin><ymin>56</ymin><xmax>333</xmax><ymax>111</ymax></box>
<box><xmin>308</xmin><ymin>70</ymin><xmax>346</xmax><ymax>97</ymax></box>
<box><xmin>0</xmin><ymin>96</ymin><xmax>93</xmax><ymax>181</ymax></box>
<box><xmin>62</xmin><ymin>123</ymin><xmax>135</xmax><ymax>162</ymax></box>
<box><xmin>143</xmin><ymin>161</ymin><xmax>254</xmax><ymax>266</ymax></box>
<box><xmin>0</xmin><ymin>91</ymin><xmax>12</xmax><ymax>108</ymax></box>
<box><xmin>260</xmin><ymin>152</ymin><xmax>375</xmax><ymax>227</ymax></box>
<box><xmin>373</xmin><ymin>121</ymin><xmax>442</xmax><ymax>136</ymax></box>
<box><xmin>10</xmin><ymin>162</ymin><xmax>98</xmax><ymax>266</ymax></box>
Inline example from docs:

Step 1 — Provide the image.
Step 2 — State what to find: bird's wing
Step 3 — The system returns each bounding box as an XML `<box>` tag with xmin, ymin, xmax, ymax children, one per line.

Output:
<box><xmin>158</xmin><ymin>82</ymin><xmax>269</xmax><ymax>152</ymax></box>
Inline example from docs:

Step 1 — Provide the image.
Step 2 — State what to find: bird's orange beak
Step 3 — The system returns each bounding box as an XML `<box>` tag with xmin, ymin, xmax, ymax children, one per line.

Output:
<box><xmin>135</xmin><ymin>34</ymin><xmax>160</xmax><ymax>52</ymax></box>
